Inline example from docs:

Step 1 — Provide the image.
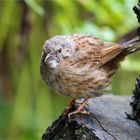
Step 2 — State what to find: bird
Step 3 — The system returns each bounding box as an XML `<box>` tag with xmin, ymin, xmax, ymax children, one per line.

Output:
<box><xmin>40</xmin><ymin>34</ymin><xmax>140</xmax><ymax>115</ymax></box>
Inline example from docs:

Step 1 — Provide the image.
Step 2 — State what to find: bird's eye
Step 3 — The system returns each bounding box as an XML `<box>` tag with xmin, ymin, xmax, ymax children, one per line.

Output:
<box><xmin>58</xmin><ymin>49</ymin><xmax>62</xmax><ymax>53</ymax></box>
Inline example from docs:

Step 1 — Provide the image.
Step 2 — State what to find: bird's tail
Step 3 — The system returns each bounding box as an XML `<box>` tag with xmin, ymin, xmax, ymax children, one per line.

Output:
<box><xmin>122</xmin><ymin>36</ymin><xmax>140</xmax><ymax>55</ymax></box>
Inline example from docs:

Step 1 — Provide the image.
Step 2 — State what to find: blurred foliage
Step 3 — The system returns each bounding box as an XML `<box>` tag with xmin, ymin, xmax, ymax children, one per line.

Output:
<box><xmin>0</xmin><ymin>0</ymin><xmax>139</xmax><ymax>139</ymax></box>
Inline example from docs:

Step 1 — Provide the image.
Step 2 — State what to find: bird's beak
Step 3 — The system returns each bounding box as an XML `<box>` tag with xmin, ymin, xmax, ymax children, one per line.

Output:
<box><xmin>44</xmin><ymin>53</ymin><xmax>59</xmax><ymax>68</ymax></box>
<box><xmin>44</xmin><ymin>53</ymin><xmax>51</xmax><ymax>63</ymax></box>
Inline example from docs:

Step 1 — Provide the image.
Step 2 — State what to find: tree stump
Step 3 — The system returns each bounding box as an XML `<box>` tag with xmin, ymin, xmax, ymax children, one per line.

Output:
<box><xmin>41</xmin><ymin>94</ymin><xmax>140</xmax><ymax>140</ymax></box>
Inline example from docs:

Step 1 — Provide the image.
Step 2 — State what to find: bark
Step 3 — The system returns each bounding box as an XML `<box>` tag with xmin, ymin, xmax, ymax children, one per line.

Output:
<box><xmin>41</xmin><ymin>94</ymin><xmax>140</xmax><ymax>140</ymax></box>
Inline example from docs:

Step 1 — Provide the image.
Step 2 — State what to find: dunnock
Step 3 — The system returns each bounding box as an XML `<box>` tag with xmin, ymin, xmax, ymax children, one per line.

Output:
<box><xmin>40</xmin><ymin>34</ymin><xmax>140</xmax><ymax>115</ymax></box>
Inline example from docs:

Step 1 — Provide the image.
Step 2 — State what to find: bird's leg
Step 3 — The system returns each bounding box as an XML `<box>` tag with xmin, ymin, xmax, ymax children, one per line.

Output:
<box><xmin>64</xmin><ymin>98</ymin><xmax>77</xmax><ymax>114</ymax></box>
<box><xmin>68</xmin><ymin>97</ymin><xmax>91</xmax><ymax>117</ymax></box>
<box><xmin>65</xmin><ymin>98</ymin><xmax>76</xmax><ymax>110</ymax></box>
<box><xmin>69</xmin><ymin>98</ymin><xmax>77</xmax><ymax>105</ymax></box>
<box><xmin>75</xmin><ymin>97</ymin><xmax>91</xmax><ymax>112</ymax></box>
<box><xmin>65</xmin><ymin>98</ymin><xmax>85</xmax><ymax>110</ymax></box>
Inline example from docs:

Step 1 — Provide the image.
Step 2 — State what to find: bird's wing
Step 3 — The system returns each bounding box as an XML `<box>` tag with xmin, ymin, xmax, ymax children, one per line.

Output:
<box><xmin>100</xmin><ymin>42</ymin><xmax>123</xmax><ymax>66</ymax></box>
<box><xmin>73</xmin><ymin>36</ymin><xmax>123</xmax><ymax>68</ymax></box>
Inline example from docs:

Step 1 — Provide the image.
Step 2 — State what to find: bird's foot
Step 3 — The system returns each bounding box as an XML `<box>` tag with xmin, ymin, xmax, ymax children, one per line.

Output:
<box><xmin>68</xmin><ymin>108</ymin><xmax>90</xmax><ymax>118</ymax></box>
<box><xmin>64</xmin><ymin>97</ymin><xmax>91</xmax><ymax>118</ymax></box>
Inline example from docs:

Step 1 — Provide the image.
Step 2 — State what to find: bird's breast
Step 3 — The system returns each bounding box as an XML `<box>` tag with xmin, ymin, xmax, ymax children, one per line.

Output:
<box><xmin>47</xmin><ymin>64</ymin><xmax>112</xmax><ymax>98</ymax></box>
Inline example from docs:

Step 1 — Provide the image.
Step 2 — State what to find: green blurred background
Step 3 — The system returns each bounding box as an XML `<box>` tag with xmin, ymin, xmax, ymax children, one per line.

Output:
<box><xmin>0</xmin><ymin>0</ymin><xmax>140</xmax><ymax>139</ymax></box>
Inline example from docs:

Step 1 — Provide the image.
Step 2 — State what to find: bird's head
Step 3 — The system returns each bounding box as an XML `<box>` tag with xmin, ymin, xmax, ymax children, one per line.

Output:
<box><xmin>42</xmin><ymin>35</ymin><xmax>76</xmax><ymax>69</ymax></box>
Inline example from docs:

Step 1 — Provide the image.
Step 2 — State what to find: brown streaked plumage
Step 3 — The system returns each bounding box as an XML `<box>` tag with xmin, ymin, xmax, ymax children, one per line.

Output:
<box><xmin>40</xmin><ymin>34</ymin><xmax>140</xmax><ymax>115</ymax></box>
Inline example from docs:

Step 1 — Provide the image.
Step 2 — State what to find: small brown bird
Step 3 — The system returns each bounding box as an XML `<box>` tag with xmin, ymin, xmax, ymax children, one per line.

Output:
<box><xmin>40</xmin><ymin>34</ymin><xmax>140</xmax><ymax>115</ymax></box>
